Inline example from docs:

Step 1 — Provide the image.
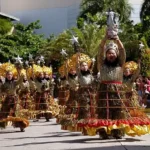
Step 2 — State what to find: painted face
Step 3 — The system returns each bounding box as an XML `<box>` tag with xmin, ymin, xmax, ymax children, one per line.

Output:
<box><xmin>23</xmin><ymin>76</ymin><xmax>27</xmax><ymax>80</ymax></box>
<box><xmin>44</xmin><ymin>73</ymin><xmax>49</xmax><ymax>79</ymax></box>
<box><xmin>38</xmin><ymin>72</ymin><xmax>44</xmax><ymax>79</ymax></box>
<box><xmin>69</xmin><ymin>69</ymin><xmax>76</xmax><ymax>75</ymax></box>
<box><xmin>106</xmin><ymin>49</ymin><xmax>117</xmax><ymax>62</ymax></box>
<box><xmin>80</xmin><ymin>62</ymin><xmax>88</xmax><ymax>71</ymax></box>
<box><xmin>124</xmin><ymin>68</ymin><xmax>131</xmax><ymax>76</ymax></box>
<box><xmin>6</xmin><ymin>71</ymin><xmax>13</xmax><ymax>80</ymax></box>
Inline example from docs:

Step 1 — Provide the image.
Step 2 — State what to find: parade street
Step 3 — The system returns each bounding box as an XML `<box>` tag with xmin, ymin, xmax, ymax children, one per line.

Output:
<box><xmin>0</xmin><ymin>119</ymin><xmax>150</xmax><ymax>150</ymax></box>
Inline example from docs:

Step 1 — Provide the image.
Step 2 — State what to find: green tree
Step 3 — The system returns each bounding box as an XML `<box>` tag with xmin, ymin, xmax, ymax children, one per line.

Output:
<box><xmin>38</xmin><ymin>30</ymin><xmax>73</xmax><ymax>62</ymax></box>
<box><xmin>0</xmin><ymin>18</ymin><xmax>13</xmax><ymax>35</ymax></box>
<box><xmin>140</xmin><ymin>0</ymin><xmax>150</xmax><ymax>47</ymax></box>
<box><xmin>141</xmin><ymin>52</ymin><xmax>150</xmax><ymax>76</ymax></box>
<box><xmin>140</xmin><ymin>0</ymin><xmax>150</xmax><ymax>31</ymax></box>
<box><xmin>79</xmin><ymin>0</ymin><xmax>133</xmax><ymax>24</ymax></box>
<box><xmin>38</xmin><ymin>14</ymin><xmax>105</xmax><ymax>62</ymax></box>
<box><xmin>0</xmin><ymin>20</ymin><xmax>46</xmax><ymax>62</ymax></box>
<box><xmin>72</xmin><ymin>19</ymin><xmax>105</xmax><ymax>57</ymax></box>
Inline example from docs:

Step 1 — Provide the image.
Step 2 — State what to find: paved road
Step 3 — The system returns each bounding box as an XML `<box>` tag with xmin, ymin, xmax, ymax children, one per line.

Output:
<box><xmin>0</xmin><ymin>118</ymin><xmax>150</xmax><ymax>150</ymax></box>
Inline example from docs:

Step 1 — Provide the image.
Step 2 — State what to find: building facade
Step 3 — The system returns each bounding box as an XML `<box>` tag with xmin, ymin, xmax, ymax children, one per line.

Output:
<box><xmin>0</xmin><ymin>0</ymin><xmax>82</xmax><ymax>37</ymax></box>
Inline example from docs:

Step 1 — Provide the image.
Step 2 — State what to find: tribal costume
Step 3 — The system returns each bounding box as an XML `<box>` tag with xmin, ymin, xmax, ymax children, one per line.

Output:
<box><xmin>123</xmin><ymin>62</ymin><xmax>141</xmax><ymax>108</ymax></box>
<box><xmin>0</xmin><ymin>70</ymin><xmax>29</xmax><ymax>131</ymax></box>
<box><xmin>57</xmin><ymin>72</ymin><xmax>79</xmax><ymax>125</ymax></box>
<box><xmin>27</xmin><ymin>64</ymin><xmax>59</xmax><ymax>121</ymax></box>
<box><xmin>18</xmin><ymin>79</ymin><xmax>30</xmax><ymax>109</ymax></box>
<box><xmin>57</xmin><ymin>76</ymin><xmax>69</xmax><ymax>106</ymax></box>
<box><xmin>60</xmin><ymin>54</ymin><xmax>97</xmax><ymax>133</ymax></box>
<box><xmin>33</xmin><ymin>77</ymin><xmax>52</xmax><ymax>121</ymax></box>
<box><xmin>77</xmin><ymin>38</ymin><xmax>150</xmax><ymax>138</ymax></box>
<box><xmin>77</xmin><ymin>70</ymin><xmax>96</xmax><ymax>120</ymax></box>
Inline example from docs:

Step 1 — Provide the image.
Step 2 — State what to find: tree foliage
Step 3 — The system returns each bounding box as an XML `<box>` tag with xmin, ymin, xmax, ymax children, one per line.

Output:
<box><xmin>72</xmin><ymin>14</ymin><xmax>105</xmax><ymax>57</ymax></box>
<box><xmin>0</xmin><ymin>18</ymin><xmax>13</xmax><ymax>35</ymax></box>
<box><xmin>140</xmin><ymin>0</ymin><xmax>150</xmax><ymax>31</ymax></box>
<box><xmin>0</xmin><ymin>20</ymin><xmax>46</xmax><ymax>62</ymax></box>
<box><xmin>78</xmin><ymin>0</ymin><xmax>133</xmax><ymax>24</ymax></box>
<box><xmin>37</xmin><ymin>30</ymin><xmax>74</xmax><ymax>71</ymax></box>
<box><xmin>38</xmin><ymin>13</ymin><xmax>105</xmax><ymax>65</ymax></box>
<box><xmin>141</xmin><ymin>52</ymin><xmax>150</xmax><ymax>76</ymax></box>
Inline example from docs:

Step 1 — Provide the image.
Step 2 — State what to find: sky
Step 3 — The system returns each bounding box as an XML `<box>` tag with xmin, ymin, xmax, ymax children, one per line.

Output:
<box><xmin>130</xmin><ymin>0</ymin><xmax>144</xmax><ymax>23</ymax></box>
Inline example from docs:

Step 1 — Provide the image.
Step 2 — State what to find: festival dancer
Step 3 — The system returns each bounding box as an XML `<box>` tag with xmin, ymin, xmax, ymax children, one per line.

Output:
<box><xmin>32</xmin><ymin>71</ymin><xmax>51</xmax><ymax>122</ymax></box>
<box><xmin>65</xmin><ymin>68</ymin><xmax>79</xmax><ymax>115</ymax></box>
<box><xmin>57</xmin><ymin>66</ymin><xmax>79</xmax><ymax>125</ymax></box>
<box><xmin>0</xmin><ymin>62</ymin><xmax>29</xmax><ymax>131</ymax></box>
<box><xmin>59</xmin><ymin>56</ymin><xmax>97</xmax><ymax>133</ymax></box>
<box><xmin>77</xmin><ymin>33</ymin><xmax>150</xmax><ymax>139</ymax></box>
<box><xmin>43</xmin><ymin>68</ymin><xmax>55</xmax><ymax>97</ymax></box>
<box><xmin>18</xmin><ymin>74</ymin><xmax>30</xmax><ymax>109</ymax></box>
<box><xmin>123</xmin><ymin>61</ymin><xmax>141</xmax><ymax>108</ymax></box>
<box><xmin>77</xmin><ymin>60</ymin><xmax>97</xmax><ymax>135</ymax></box>
<box><xmin>57</xmin><ymin>68</ymin><xmax>69</xmax><ymax>106</ymax></box>
<box><xmin>27</xmin><ymin>61</ymin><xmax>59</xmax><ymax>122</ymax></box>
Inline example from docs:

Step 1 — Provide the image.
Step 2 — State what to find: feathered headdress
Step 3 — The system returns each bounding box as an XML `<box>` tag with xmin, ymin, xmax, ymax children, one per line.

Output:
<box><xmin>123</xmin><ymin>61</ymin><xmax>138</xmax><ymax>73</ymax></box>
<box><xmin>27</xmin><ymin>64</ymin><xmax>43</xmax><ymax>78</ymax></box>
<box><xmin>42</xmin><ymin>66</ymin><xmax>52</xmax><ymax>75</ymax></box>
<box><xmin>58</xmin><ymin>53</ymin><xmax>92</xmax><ymax>76</ymax></box>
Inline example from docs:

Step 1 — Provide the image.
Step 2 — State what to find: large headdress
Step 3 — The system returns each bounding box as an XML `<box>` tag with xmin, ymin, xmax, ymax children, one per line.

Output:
<box><xmin>42</xmin><ymin>66</ymin><xmax>52</xmax><ymax>75</ymax></box>
<box><xmin>123</xmin><ymin>61</ymin><xmax>138</xmax><ymax>74</ymax></box>
<box><xmin>105</xmin><ymin>41</ymin><xmax>118</xmax><ymax>55</ymax></box>
<box><xmin>0</xmin><ymin>63</ymin><xmax>17</xmax><ymax>77</ymax></box>
<box><xmin>58</xmin><ymin>53</ymin><xmax>92</xmax><ymax>76</ymax></box>
<box><xmin>27</xmin><ymin>64</ymin><xmax>43</xmax><ymax>78</ymax></box>
<box><xmin>0</xmin><ymin>62</ymin><xmax>26</xmax><ymax>78</ymax></box>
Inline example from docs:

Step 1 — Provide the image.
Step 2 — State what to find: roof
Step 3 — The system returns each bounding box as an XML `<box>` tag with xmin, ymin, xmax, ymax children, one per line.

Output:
<box><xmin>0</xmin><ymin>12</ymin><xmax>20</xmax><ymax>21</ymax></box>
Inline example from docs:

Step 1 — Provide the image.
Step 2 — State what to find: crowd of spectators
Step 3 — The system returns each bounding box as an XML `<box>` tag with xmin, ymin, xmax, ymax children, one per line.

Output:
<box><xmin>135</xmin><ymin>76</ymin><xmax>150</xmax><ymax>107</ymax></box>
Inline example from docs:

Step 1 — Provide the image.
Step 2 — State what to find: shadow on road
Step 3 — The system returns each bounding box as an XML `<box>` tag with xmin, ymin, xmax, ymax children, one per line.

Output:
<box><xmin>65</xmin><ymin>145</ymin><xmax>150</xmax><ymax>150</ymax></box>
<box><xmin>4</xmin><ymin>137</ymin><xmax>144</xmax><ymax>147</ymax></box>
<box><xmin>5</xmin><ymin>132</ymin><xmax>81</xmax><ymax>140</ymax></box>
<box><xmin>0</xmin><ymin>130</ymin><xmax>22</xmax><ymax>134</ymax></box>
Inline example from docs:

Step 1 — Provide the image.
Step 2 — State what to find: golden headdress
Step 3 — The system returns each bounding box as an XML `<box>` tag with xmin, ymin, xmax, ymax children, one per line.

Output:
<box><xmin>58</xmin><ymin>53</ymin><xmax>92</xmax><ymax>76</ymax></box>
<box><xmin>20</xmin><ymin>69</ymin><xmax>26</xmax><ymax>76</ymax></box>
<box><xmin>71</xmin><ymin>53</ymin><xmax>92</xmax><ymax>67</ymax></box>
<box><xmin>0</xmin><ymin>63</ymin><xmax>27</xmax><ymax>78</ymax></box>
<box><xmin>123</xmin><ymin>61</ymin><xmax>138</xmax><ymax>73</ymax></box>
<box><xmin>58</xmin><ymin>58</ymin><xmax>77</xmax><ymax>77</ymax></box>
<box><xmin>42</xmin><ymin>66</ymin><xmax>52</xmax><ymax>75</ymax></box>
<box><xmin>0</xmin><ymin>62</ymin><xmax>17</xmax><ymax>77</ymax></box>
<box><xmin>27</xmin><ymin>64</ymin><xmax>43</xmax><ymax>78</ymax></box>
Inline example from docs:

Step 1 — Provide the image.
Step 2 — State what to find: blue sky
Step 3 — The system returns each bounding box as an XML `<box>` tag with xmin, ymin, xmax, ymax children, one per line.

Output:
<box><xmin>130</xmin><ymin>0</ymin><xmax>143</xmax><ymax>23</ymax></box>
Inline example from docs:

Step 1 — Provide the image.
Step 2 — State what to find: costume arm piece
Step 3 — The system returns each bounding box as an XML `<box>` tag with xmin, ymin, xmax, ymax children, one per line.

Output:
<box><xmin>97</xmin><ymin>38</ymin><xmax>106</xmax><ymax>71</ymax></box>
<box><xmin>132</xmin><ymin>61</ymin><xmax>141</xmax><ymax>82</ymax></box>
<box><xmin>43</xmin><ymin>82</ymin><xmax>50</xmax><ymax>92</ymax></box>
<box><xmin>115</xmin><ymin>38</ymin><xmax>126</xmax><ymax>66</ymax></box>
<box><xmin>57</xmin><ymin>77</ymin><xmax>68</xmax><ymax>89</ymax></box>
<box><xmin>76</xmin><ymin>52</ymin><xmax>81</xmax><ymax>76</ymax></box>
<box><xmin>29</xmin><ymin>79</ymin><xmax>36</xmax><ymax>91</ymax></box>
<box><xmin>15</xmin><ymin>75</ymin><xmax>24</xmax><ymax>86</ymax></box>
<box><xmin>49</xmin><ymin>79</ymin><xmax>55</xmax><ymax>96</ymax></box>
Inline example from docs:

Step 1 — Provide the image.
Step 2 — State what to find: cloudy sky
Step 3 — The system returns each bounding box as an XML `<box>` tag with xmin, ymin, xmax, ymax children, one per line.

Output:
<box><xmin>130</xmin><ymin>0</ymin><xmax>144</xmax><ymax>23</ymax></box>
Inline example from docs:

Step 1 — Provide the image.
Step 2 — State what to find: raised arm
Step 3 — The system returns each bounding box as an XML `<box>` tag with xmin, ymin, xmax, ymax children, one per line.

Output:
<box><xmin>115</xmin><ymin>38</ymin><xmax>126</xmax><ymax>67</ymax></box>
<box><xmin>132</xmin><ymin>60</ymin><xmax>141</xmax><ymax>82</ymax></box>
<box><xmin>97</xmin><ymin>36</ymin><xmax>107</xmax><ymax>71</ymax></box>
<box><xmin>15</xmin><ymin>74</ymin><xmax>24</xmax><ymax>86</ymax></box>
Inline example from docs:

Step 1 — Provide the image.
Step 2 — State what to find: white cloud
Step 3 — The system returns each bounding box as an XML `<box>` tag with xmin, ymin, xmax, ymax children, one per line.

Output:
<box><xmin>129</xmin><ymin>0</ymin><xmax>144</xmax><ymax>23</ymax></box>
<box><xmin>129</xmin><ymin>0</ymin><xmax>143</xmax><ymax>5</ymax></box>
